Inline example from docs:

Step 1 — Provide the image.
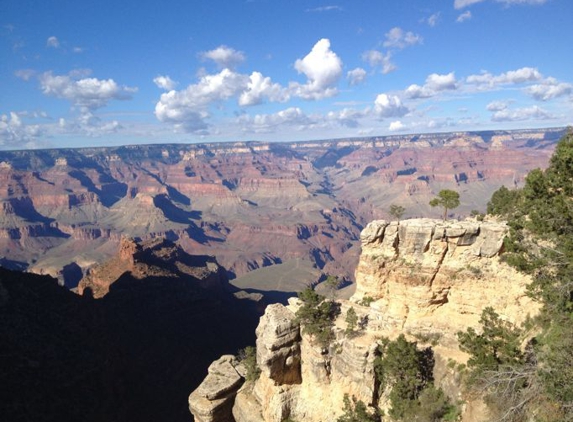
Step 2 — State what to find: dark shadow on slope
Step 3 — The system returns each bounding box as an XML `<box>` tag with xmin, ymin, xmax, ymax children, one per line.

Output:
<box><xmin>68</xmin><ymin>169</ymin><xmax>127</xmax><ymax>207</ymax></box>
<box><xmin>0</xmin><ymin>264</ymin><xmax>260</xmax><ymax>422</ymax></box>
<box><xmin>313</xmin><ymin>146</ymin><xmax>357</xmax><ymax>169</ymax></box>
<box><xmin>166</xmin><ymin>185</ymin><xmax>191</xmax><ymax>206</ymax></box>
<box><xmin>153</xmin><ymin>194</ymin><xmax>198</xmax><ymax>224</ymax></box>
<box><xmin>61</xmin><ymin>262</ymin><xmax>83</xmax><ymax>289</ymax></box>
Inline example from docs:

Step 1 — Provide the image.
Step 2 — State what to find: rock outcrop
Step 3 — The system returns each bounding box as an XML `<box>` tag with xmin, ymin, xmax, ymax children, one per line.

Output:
<box><xmin>190</xmin><ymin>218</ymin><xmax>539</xmax><ymax>422</ymax></box>
<box><xmin>189</xmin><ymin>356</ymin><xmax>244</xmax><ymax>422</ymax></box>
<box><xmin>78</xmin><ymin>236</ymin><xmax>228</xmax><ymax>298</ymax></box>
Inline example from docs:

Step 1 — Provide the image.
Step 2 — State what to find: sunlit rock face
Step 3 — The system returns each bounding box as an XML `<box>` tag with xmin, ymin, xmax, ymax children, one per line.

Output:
<box><xmin>190</xmin><ymin>217</ymin><xmax>539</xmax><ymax>422</ymax></box>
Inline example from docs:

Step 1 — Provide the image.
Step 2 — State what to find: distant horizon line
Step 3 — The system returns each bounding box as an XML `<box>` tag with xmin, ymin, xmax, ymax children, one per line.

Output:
<box><xmin>0</xmin><ymin>125</ymin><xmax>568</xmax><ymax>154</ymax></box>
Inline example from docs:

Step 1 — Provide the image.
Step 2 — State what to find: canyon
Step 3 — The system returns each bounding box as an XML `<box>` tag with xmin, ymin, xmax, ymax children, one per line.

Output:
<box><xmin>190</xmin><ymin>218</ymin><xmax>538</xmax><ymax>422</ymax></box>
<box><xmin>0</xmin><ymin>128</ymin><xmax>564</xmax><ymax>292</ymax></box>
<box><xmin>0</xmin><ymin>237</ymin><xmax>260</xmax><ymax>422</ymax></box>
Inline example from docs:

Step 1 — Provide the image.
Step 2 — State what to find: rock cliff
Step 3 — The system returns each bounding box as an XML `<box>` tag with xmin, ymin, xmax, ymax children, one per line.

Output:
<box><xmin>190</xmin><ymin>218</ymin><xmax>539</xmax><ymax>422</ymax></box>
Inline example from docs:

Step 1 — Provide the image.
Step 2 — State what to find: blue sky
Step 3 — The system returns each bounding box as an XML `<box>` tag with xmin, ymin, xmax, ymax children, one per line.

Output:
<box><xmin>1</xmin><ymin>0</ymin><xmax>572</xmax><ymax>149</ymax></box>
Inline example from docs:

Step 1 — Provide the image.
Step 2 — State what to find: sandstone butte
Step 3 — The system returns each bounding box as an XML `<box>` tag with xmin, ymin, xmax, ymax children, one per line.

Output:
<box><xmin>189</xmin><ymin>218</ymin><xmax>539</xmax><ymax>422</ymax></box>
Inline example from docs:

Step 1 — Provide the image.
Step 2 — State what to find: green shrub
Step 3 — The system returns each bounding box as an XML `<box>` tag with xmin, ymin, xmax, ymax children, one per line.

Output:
<box><xmin>295</xmin><ymin>287</ymin><xmax>337</xmax><ymax>347</ymax></box>
<box><xmin>237</xmin><ymin>345</ymin><xmax>260</xmax><ymax>382</ymax></box>
<box><xmin>337</xmin><ymin>394</ymin><xmax>379</xmax><ymax>422</ymax></box>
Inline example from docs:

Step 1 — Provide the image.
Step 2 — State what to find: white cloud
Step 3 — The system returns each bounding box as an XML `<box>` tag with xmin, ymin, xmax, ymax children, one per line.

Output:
<box><xmin>383</xmin><ymin>27</ymin><xmax>423</xmax><ymax>49</ymax></box>
<box><xmin>347</xmin><ymin>68</ymin><xmax>367</xmax><ymax>86</ymax></box>
<box><xmin>405</xmin><ymin>72</ymin><xmax>458</xmax><ymax>99</ymax></box>
<box><xmin>526</xmin><ymin>78</ymin><xmax>572</xmax><ymax>101</ymax></box>
<box><xmin>73</xmin><ymin>47</ymin><xmax>84</xmax><ymax>53</ymax></box>
<box><xmin>46</xmin><ymin>36</ymin><xmax>60</xmax><ymax>48</ymax></box>
<box><xmin>238</xmin><ymin>107</ymin><xmax>315</xmax><ymax>133</ymax></box>
<box><xmin>374</xmin><ymin>94</ymin><xmax>408</xmax><ymax>118</ymax></box>
<box><xmin>291</xmin><ymin>38</ymin><xmax>343</xmax><ymax>100</ymax></box>
<box><xmin>389</xmin><ymin>120</ymin><xmax>407</xmax><ymax>131</ymax></box>
<box><xmin>14</xmin><ymin>69</ymin><xmax>36</xmax><ymax>81</ymax></box>
<box><xmin>455</xmin><ymin>0</ymin><xmax>548</xmax><ymax>8</ymax></box>
<box><xmin>491</xmin><ymin>105</ymin><xmax>553</xmax><ymax>122</ymax></box>
<box><xmin>426</xmin><ymin>12</ymin><xmax>441</xmax><ymax>27</ymax></box>
<box><xmin>426</xmin><ymin>72</ymin><xmax>458</xmax><ymax>91</ymax></box>
<box><xmin>0</xmin><ymin>112</ymin><xmax>43</xmax><ymax>148</ymax></box>
<box><xmin>239</xmin><ymin>72</ymin><xmax>289</xmax><ymax>106</ymax></box>
<box><xmin>200</xmin><ymin>45</ymin><xmax>246</xmax><ymax>69</ymax></box>
<box><xmin>466</xmin><ymin>67</ymin><xmax>542</xmax><ymax>89</ymax></box>
<box><xmin>405</xmin><ymin>84</ymin><xmax>433</xmax><ymax>99</ymax></box>
<box><xmin>155</xmin><ymin>69</ymin><xmax>248</xmax><ymax>132</ymax></box>
<box><xmin>153</xmin><ymin>75</ymin><xmax>177</xmax><ymax>90</ymax></box>
<box><xmin>362</xmin><ymin>50</ymin><xmax>396</xmax><ymax>74</ymax></box>
<box><xmin>40</xmin><ymin>71</ymin><xmax>137</xmax><ymax>110</ymax></box>
<box><xmin>326</xmin><ymin>108</ymin><xmax>366</xmax><ymax>128</ymax></box>
<box><xmin>457</xmin><ymin>11</ymin><xmax>472</xmax><ymax>22</ymax></box>
<box><xmin>486</xmin><ymin>100</ymin><xmax>510</xmax><ymax>111</ymax></box>
<box><xmin>306</xmin><ymin>5</ymin><xmax>343</xmax><ymax>12</ymax></box>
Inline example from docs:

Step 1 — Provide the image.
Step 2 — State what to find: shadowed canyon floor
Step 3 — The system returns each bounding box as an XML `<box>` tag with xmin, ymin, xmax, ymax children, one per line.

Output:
<box><xmin>0</xmin><ymin>239</ymin><xmax>260</xmax><ymax>422</ymax></box>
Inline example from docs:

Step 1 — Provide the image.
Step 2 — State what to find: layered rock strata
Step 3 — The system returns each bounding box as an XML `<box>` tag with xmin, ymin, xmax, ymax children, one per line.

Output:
<box><xmin>190</xmin><ymin>218</ymin><xmax>539</xmax><ymax>422</ymax></box>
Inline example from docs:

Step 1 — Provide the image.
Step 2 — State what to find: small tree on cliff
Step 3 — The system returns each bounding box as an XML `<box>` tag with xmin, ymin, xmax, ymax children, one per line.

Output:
<box><xmin>429</xmin><ymin>190</ymin><xmax>460</xmax><ymax>221</ymax></box>
<box><xmin>295</xmin><ymin>287</ymin><xmax>337</xmax><ymax>347</ymax></box>
<box><xmin>389</xmin><ymin>204</ymin><xmax>406</xmax><ymax>220</ymax></box>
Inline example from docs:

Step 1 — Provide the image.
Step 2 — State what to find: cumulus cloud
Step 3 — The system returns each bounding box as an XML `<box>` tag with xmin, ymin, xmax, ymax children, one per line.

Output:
<box><xmin>383</xmin><ymin>27</ymin><xmax>423</xmax><ymax>49</ymax></box>
<box><xmin>491</xmin><ymin>105</ymin><xmax>553</xmax><ymax>122</ymax></box>
<box><xmin>486</xmin><ymin>100</ymin><xmax>511</xmax><ymax>111</ymax></box>
<box><xmin>457</xmin><ymin>11</ymin><xmax>472</xmax><ymax>22</ymax></box>
<box><xmin>239</xmin><ymin>72</ymin><xmax>289</xmax><ymax>106</ymax></box>
<box><xmin>455</xmin><ymin>0</ymin><xmax>548</xmax><ymax>8</ymax></box>
<box><xmin>40</xmin><ymin>71</ymin><xmax>137</xmax><ymax>110</ymax></box>
<box><xmin>525</xmin><ymin>78</ymin><xmax>572</xmax><ymax>101</ymax></box>
<box><xmin>200</xmin><ymin>45</ymin><xmax>246</xmax><ymax>69</ymax></box>
<box><xmin>374</xmin><ymin>94</ymin><xmax>408</xmax><ymax>118</ymax></box>
<box><xmin>46</xmin><ymin>36</ymin><xmax>60</xmax><ymax>48</ymax></box>
<box><xmin>238</xmin><ymin>107</ymin><xmax>315</xmax><ymax>133</ymax></box>
<box><xmin>347</xmin><ymin>68</ymin><xmax>367</xmax><ymax>86</ymax></box>
<box><xmin>291</xmin><ymin>38</ymin><xmax>343</xmax><ymax>100</ymax></box>
<box><xmin>155</xmin><ymin>69</ymin><xmax>248</xmax><ymax>132</ymax></box>
<box><xmin>388</xmin><ymin>120</ymin><xmax>407</xmax><ymax>131</ymax></box>
<box><xmin>326</xmin><ymin>108</ymin><xmax>367</xmax><ymax>128</ymax></box>
<box><xmin>0</xmin><ymin>111</ymin><xmax>43</xmax><ymax>148</ymax></box>
<box><xmin>405</xmin><ymin>72</ymin><xmax>458</xmax><ymax>99</ymax></box>
<box><xmin>153</xmin><ymin>75</ymin><xmax>177</xmax><ymax>90</ymax></box>
<box><xmin>362</xmin><ymin>50</ymin><xmax>396</xmax><ymax>74</ymax></box>
<box><xmin>466</xmin><ymin>67</ymin><xmax>542</xmax><ymax>89</ymax></box>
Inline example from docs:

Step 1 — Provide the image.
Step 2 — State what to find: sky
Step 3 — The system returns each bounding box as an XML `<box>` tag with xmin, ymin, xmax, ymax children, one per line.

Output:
<box><xmin>0</xmin><ymin>0</ymin><xmax>572</xmax><ymax>150</ymax></box>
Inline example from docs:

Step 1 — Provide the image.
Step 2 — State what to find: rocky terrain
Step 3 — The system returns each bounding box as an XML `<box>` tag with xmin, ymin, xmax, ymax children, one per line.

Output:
<box><xmin>0</xmin><ymin>238</ymin><xmax>260</xmax><ymax>422</ymax></box>
<box><xmin>0</xmin><ymin>128</ymin><xmax>564</xmax><ymax>289</ymax></box>
<box><xmin>190</xmin><ymin>218</ymin><xmax>539</xmax><ymax>422</ymax></box>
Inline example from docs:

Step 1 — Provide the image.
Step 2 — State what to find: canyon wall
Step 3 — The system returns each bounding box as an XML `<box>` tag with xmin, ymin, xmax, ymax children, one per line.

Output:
<box><xmin>190</xmin><ymin>218</ymin><xmax>539</xmax><ymax>422</ymax></box>
<box><xmin>0</xmin><ymin>128</ymin><xmax>563</xmax><ymax>288</ymax></box>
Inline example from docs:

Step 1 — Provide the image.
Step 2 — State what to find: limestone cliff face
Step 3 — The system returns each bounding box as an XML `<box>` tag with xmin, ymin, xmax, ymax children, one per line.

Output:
<box><xmin>189</xmin><ymin>218</ymin><xmax>539</xmax><ymax>422</ymax></box>
<box><xmin>353</xmin><ymin>219</ymin><xmax>537</xmax><ymax>347</ymax></box>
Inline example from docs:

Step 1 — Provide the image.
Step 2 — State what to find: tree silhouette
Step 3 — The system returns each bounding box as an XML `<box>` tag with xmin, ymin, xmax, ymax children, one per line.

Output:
<box><xmin>429</xmin><ymin>190</ymin><xmax>460</xmax><ymax>220</ymax></box>
<box><xmin>389</xmin><ymin>204</ymin><xmax>405</xmax><ymax>220</ymax></box>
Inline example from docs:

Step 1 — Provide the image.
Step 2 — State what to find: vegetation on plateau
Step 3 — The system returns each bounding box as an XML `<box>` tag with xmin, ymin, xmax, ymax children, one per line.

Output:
<box><xmin>429</xmin><ymin>189</ymin><xmax>460</xmax><ymax>220</ymax></box>
<box><xmin>295</xmin><ymin>287</ymin><xmax>338</xmax><ymax>347</ymax></box>
<box><xmin>238</xmin><ymin>345</ymin><xmax>260</xmax><ymax>382</ymax></box>
<box><xmin>458</xmin><ymin>129</ymin><xmax>573</xmax><ymax>421</ymax></box>
<box><xmin>374</xmin><ymin>335</ymin><xmax>458</xmax><ymax>422</ymax></box>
